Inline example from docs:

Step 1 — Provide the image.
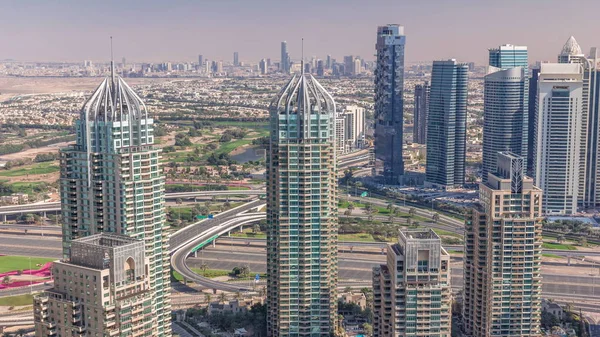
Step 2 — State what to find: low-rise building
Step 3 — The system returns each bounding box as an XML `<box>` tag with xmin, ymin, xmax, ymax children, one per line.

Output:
<box><xmin>373</xmin><ymin>229</ymin><xmax>451</xmax><ymax>337</ymax></box>
<box><xmin>34</xmin><ymin>233</ymin><xmax>154</xmax><ymax>337</ymax></box>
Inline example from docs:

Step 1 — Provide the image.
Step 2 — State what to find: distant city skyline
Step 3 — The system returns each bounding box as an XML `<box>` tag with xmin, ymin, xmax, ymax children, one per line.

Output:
<box><xmin>1</xmin><ymin>0</ymin><xmax>599</xmax><ymax>64</ymax></box>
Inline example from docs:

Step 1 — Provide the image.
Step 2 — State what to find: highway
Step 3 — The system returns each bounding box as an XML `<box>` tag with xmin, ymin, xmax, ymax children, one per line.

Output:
<box><xmin>193</xmin><ymin>246</ymin><xmax>600</xmax><ymax>302</ymax></box>
<box><xmin>0</xmin><ymin>189</ymin><xmax>266</xmax><ymax>217</ymax></box>
<box><xmin>170</xmin><ymin>213</ymin><xmax>265</xmax><ymax>292</ymax></box>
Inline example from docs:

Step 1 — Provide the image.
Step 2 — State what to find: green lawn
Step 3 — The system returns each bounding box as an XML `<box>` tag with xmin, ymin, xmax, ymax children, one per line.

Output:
<box><xmin>542</xmin><ymin>253</ymin><xmax>564</xmax><ymax>259</ymax></box>
<box><xmin>214</xmin><ymin>139</ymin><xmax>252</xmax><ymax>156</ymax></box>
<box><xmin>542</xmin><ymin>242</ymin><xmax>577</xmax><ymax>250</ymax></box>
<box><xmin>191</xmin><ymin>268</ymin><xmax>230</xmax><ymax>278</ymax></box>
<box><xmin>339</xmin><ymin>233</ymin><xmax>376</xmax><ymax>242</ymax></box>
<box><xmin>0</xmin><ymin>294</ymin><xmax>34</xmax><ymax>307</ymax></box>
<box><xmin>0</xmin><ymin>256</ymin><xmax>55</xmax><ymax>273</ymax></box>
<box><xmin>6</xmin><ymin>182</ymin><xmax>49</xmax><ymax>195</ymax></box>
<box><xmin>231</xmin><ymin>229</ymin><xmax>267</xmax><ymax>239</ymax></box>
<box><xmin>227</xmin><ymin>186</ymin><xmax>250</xmax><ymax>190</ymax></box>
<box><xmin>432</xmin><ymin>229</ymin><xmax>463</xmax><ymax>239</ymax></box>
<box><xmin>0</xmin><ymin>162</ymin><xmax>59</xmax><ymax>177</ymax></box>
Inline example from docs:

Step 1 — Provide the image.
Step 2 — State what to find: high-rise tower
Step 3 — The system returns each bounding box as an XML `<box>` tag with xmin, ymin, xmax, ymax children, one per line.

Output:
<box><xmin>413</xmin><ymin>81</ymin><xmax>430</xmax><ymax>144</ymax></box>
<box><xmin>375</xmin><ymin>24</ymin><xmax>406</xmax><ymax>184</ymax></box>
<box><xmin>266</xmin><ymin>73</ymin><xmax>339</xmax><ymax>336</ymax></box>
<box><xmin>534</xmin><ymin>63</ymin><xmax>584</xmax><ymax>214</ymax></box>
<box><xmin>233</xmin><ymin>51</ymin><xmax>239</xmax><ymax>66</ymax></box>
<box><xmin>55</xmin><ymin>67</ymin><xmax>171</xmax><ymax>335</ymax></box>
<box><xmin>463</xmin><ymin>152</ymin><xmax>543</xmax><ymax>337</ymax></box>
<box><xmin>482</xmin><ymin>44</ymin><xmax>528</xmax><ymax>183</ymax></box>
<box><xmin>556</xmin><ymin>36</ymin><xmax>600</xmax><ymax>208</ymax></box>
<box><xmin>281</xmin><ymin>41</ymin><xmax>289</xmax><ymax>74</ymax></box>
<box><xmin>425</xmin><ymin>60</ymin><xmax>468</xmax><ymax>188</ymax></box>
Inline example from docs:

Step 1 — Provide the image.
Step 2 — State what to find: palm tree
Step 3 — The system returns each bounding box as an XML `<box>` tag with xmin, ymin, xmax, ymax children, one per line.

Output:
<box><xmin>176</xmin><ymin>198</ymin><xmax>183</xmax><ymax>205</ymax></box>
<box><xmin>200</xmin><ymin>263</ymin><xmax>208</xmax><ymax>276</ymax></box>
<box><xmin>344</xmin><ymin>286</ymin><xmax>352</xmax><ymax>294</ymax></box>
<box><xmin>556</xmin><ymin>234</ymin><xmax>566</xmax><ymax>243</ymax></box>
<box><xmin>432</xmin><ymin>213</ymin><xmax>440</xmax><ymax>223</ymax></box>
<box><xmin>218</xmin><ymin>292</ymin><xmax>227</xmax><ymax>304</ymax></box>
<box><xmin>388</xmin><ymin>214</ymin><xmax>395</xmax><ymax>224</ymax></box>
<box><xmin>204</xmin><ymin>293</ymin><xmax>212</xmax><ymax>304</ymax></box>
<box><xmin>2</xmin><ymin>275</ymin><xmax>10</xmax><ymax>285</ymax></box>
<box><xmin>252</xmin><ymin>224</ymin><xmax>261</xmax><ymax>233</ymax></box>
<box><xmin>406</xmin><ymin>218</ymin><xmax>412</xmax><ymax>226</ymax></box>
<box><xmin>408</xmin><ymin>208</ymin><xmax>416</xmax><ymax>216</ymax></box>
<box><xmin>386</xmin><ymin>202</ymin><xmax>393</xmax><ymax>210</ymax></box>
<box><xmin>234</xmin><ymin>291</ymin><xmax>242</xmax><ymax>301</ymax></box>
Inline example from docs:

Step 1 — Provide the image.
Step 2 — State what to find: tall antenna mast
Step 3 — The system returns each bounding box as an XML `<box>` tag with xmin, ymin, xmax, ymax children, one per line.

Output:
<box><xmin>301</xmin><ymin>38</ymin><xmax>304</xmax><ymax>75</ymax></box>
<box><xmin>110</xmin><ymin>36</ymin><xmax>115</xmax><ymax>88</ymax></box>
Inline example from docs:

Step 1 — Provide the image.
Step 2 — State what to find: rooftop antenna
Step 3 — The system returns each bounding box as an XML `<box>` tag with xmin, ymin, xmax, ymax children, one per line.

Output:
<box><xmin>301</xmin><ymin>38</ymin><xmax>304</xmax><ymax>75</ymax></box>
<box><xmin>110</xmin><ymin>36</ymin><xmax>115</xmax><ymax>88</ymax></box>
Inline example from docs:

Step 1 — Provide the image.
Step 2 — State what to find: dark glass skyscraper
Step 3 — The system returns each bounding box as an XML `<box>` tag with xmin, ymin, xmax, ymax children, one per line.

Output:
<box><xmin>266</xmin><ymin>73</ymin><xmax>339</xmax><ymax>336</ymax></box>
<box><xmin>281</xmin><ymin>41</ymin><xmax>289</xmax><ymax>74</ymax></box>
<box><xmin>425</xmin><ymin>60</ymin><xmax>468</xmax><ymax>188</ymax></box>
<box><xmin>482</xmin><ymin>44</ymin><xmax>528</xmax><ymax>183</ymax></box>
<box><xmin>413</xmin><ymin>81</ymin><xmax>429</xmax><ymax>144</ymax></box>
<box><xmin>374</xmin><ymin>24</ymin><xmax>405</xmax><ymax>184</ymax></box>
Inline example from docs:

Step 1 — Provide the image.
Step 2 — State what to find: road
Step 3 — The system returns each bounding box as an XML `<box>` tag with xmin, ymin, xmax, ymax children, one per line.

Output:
<box><xmin>193</xmin><ymin>246</ymin><xmax>600</xmax><ymax>301</ymax></box>
<box><xmin>0</xmin><ymin>189</ymin><xmax>266</xmax><ymax>216</ymax></box>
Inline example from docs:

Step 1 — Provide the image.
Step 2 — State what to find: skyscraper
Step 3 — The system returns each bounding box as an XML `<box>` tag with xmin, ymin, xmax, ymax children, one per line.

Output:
<box><xmin>233</xmin><ymin>51</ymin><xmax>239</xmax><ymax>66</ymax></box>
<box><xmin>527</xmin><ymin>66</ymin><xmax>540</xmax><ymax>172</ymax></box>
<box><xmin>266</xmin><ymin>73</ymin><xmax>339</xmax><ymax>336</ymax></box>
<box><xmin>463</xmin><ymin>152</ymin><xmax>543</xmax><ymax>337</ymax></box>
<box><xmin>317</xmin><ymin>59</ymin><xmax>324</xmax><ymax>76</ymax></box>
<box><xmin>281</xmin><ymin>41</ymin><xmax>289</xmax><ymax>74</ymax></box>
<box><xmin>425</xmin><ymin>60</ymin><xmax>468</xmax><ymax>188</ymax></box>
<box><xmin>35</xmin><ymin>234</ymin><xmax>154</xmax><ymax>336</ymax></box>
<box><xmin>482</xmin><ymin>44</ymin><xmax>528</xmax><ymax>183</ymax></box>
<box><xmin>326</xmin><ymin>55</ymin><xmax>332</xmax><ymax>69</ymax></box>
<box><xmin>373</xmin><ymin>229</ymin><xmax>451</xmax><ymax>337</ymax></box>
<box><xmin>198</xmin><ymin>54</ymin><xmax>203</xmax><ymax>66</ymax></box>
<box><xmin>413</xmin><ymin>81</ymin><xmax>430</xmax><ymax>144</ymax></box>
<box><xmin>533</xmin><ymin>63</ymin><xmax>584</xmax><ymax>214</ymax></box>
<box><xmin>260</xmin><ymin>58</ymin><xmax>268</xmax><ymax>75</ymax></box>
<box><xmin>375</xmin><ymin>24</ymin><xmax>406</xmax><ymax>184</ymax></box>
<box><xmin>556</xmin><ymin>36</ymin><xmax>600</xmax><ymax>208</ymax></box>
<box><xmin>54</xmin><ymin>66</ymin><xmax>171</xmax><ymax>335</ymax></box>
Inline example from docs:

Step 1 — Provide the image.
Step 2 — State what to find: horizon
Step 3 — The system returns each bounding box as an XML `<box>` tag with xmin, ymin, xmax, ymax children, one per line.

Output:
<box><xmin>0</xmin><ymin>0</ymin><xmax>598</xmax><ymax>65</ymax></box>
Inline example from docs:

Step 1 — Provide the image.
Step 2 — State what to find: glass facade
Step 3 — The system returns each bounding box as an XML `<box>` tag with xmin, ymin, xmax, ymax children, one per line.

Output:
<box><xmin>425</xmin><ymin>60</ymin><xmax>468</xmax><ymax>188</ymax></box>
<box><xmin>266</xmin><ymin>74</ymin><xmax>339</xmax><ymax>337</ymax></box>
<box><xmin>483</xmin><ymin>45</ymin><xmax>528</xmax><ymax>183</ymax></box>
<box><xmin>59</xmin><ymin>77</ymin><xmax>171</xmax><ymax>336</ymax></box>
<box><xmin>375</xmin><ymin>24</ymin><xmax>405</xmax><ymax>184</ymax></box>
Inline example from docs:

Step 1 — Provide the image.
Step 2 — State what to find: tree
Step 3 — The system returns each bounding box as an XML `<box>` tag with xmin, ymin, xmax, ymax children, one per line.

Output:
<box><xmin>406</xmin><ymin>218</ymin><xmax>412</xmax><ymax>226</ymax></box>
<box><xmin>218</xmin><ymin>292</ymin><xmax>227</xmax><ymax>304</ymax></box>
<box><xmin>363</xmin><ymin>323</ymin><xmax>374</xmax><ymax>337</ymax></box>
<box><xmin>578</xmin><ymin>236</ymin><xmax>587</xmax><ymax>247</ymax></box>
<box><xmin>204</xmin><ymin>293</ymin><xmax>212</xmax><ymax>304</ymax></box>
<box><xmin>344</xmin><ymin>286</ymin><xmax>352</xmax><ymax>294</ymax></box>
<box><xmin>2</xmin><ymin>275</ymin><xmax>10</xmax><ymax>285</ymax></box>
<box><xmin>408</xmin><ymin>208</ymin><xmax>416</xmax><ymax>216</ymax></box>
<box><xmin>432</xmin><ymin>213</ymin><xmax>440</xmax><ymax>223</ymax></box>
<box><xmin>347</xmin><ymin>202</ymin><xmax>355</xmax><ymax>211</ymax></box>
<box><xmin>252</xmin><ymin>224</ymin><xmax>261</xmax><ymax>233</ymax></box>
<box><xmin>176</xmin><ymin>198</ymin><xmax>183</xmax><ymax>205</ymax></box>
<box><xmin>386</xmin><ymin>202</ymin><xmax>393</xmax><ymax>210</ymax></box>
<box><xmin>556</xmin><ymin>234</ymin><xmax>565</xmax><ymax>243</ymax></box>
<box><xmin>234</xmin><ymin>291</ymin><xmax>242</xmax><ymax>301</ymax></box>
<box><xmin>200</xmin><ymin>263</ymin><xmax>208</xmax><ymax>276</ymax></box>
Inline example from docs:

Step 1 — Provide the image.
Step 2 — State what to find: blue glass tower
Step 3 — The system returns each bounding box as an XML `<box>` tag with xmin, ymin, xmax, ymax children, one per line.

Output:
<box><xmin>375</xmin><ymin>24</ymin><xmax>405</xmax><ymax>184</ymax></box>
<box><xmin>425</xmin><ymin>60</ymin><xmax>468</xmax><ymax>188</ymax></box>
<box><xmin>482</xmin><ymin>44</ymin><xmax>528</xmax><ymax>183</ymax></box>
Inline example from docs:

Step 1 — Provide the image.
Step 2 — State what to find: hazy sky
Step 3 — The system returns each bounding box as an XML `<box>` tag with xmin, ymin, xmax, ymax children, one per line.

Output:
<box><xmin>1</xmin><ymin>0</ymin><xmax>598</xmax><ymax>65</ymax></box>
